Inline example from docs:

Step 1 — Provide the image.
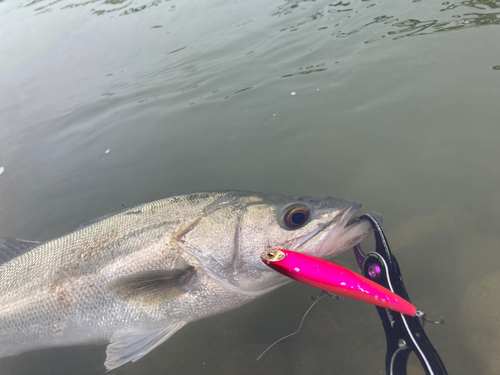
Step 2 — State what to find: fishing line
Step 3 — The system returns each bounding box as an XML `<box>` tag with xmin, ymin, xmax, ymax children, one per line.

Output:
<box><xmin>256</xmin><ymin>291</ymin><xmax>337</xmax><ymax>361</ymax></box>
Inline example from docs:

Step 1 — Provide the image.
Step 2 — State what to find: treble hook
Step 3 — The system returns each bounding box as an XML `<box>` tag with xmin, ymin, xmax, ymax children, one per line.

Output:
<box><xmin>311</xmin><ymin>290</ymin><xmax>342</xmax><ymax>301</ymax></box>
<box><xmin>416</xmin><ymin>310</ymin><xmax>445</xmax><ymax>327</ymax></box>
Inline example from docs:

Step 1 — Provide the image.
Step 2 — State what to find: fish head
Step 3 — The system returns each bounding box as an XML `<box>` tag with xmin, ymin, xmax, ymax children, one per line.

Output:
<box><xmin>181</xmin><ymin>191</ymin><xmax>375</xmax><ymax>297</ymax></box>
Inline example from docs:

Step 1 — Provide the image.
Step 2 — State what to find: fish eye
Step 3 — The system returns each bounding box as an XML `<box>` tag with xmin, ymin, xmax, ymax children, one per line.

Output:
<box><xmin>281</xmin><ymin>204</ymin><xmax>310</xmax><ymax>229</ymax></box>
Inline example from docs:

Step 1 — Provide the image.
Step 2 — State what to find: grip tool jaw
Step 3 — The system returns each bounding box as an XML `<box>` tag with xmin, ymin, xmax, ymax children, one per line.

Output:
<box><xmin>354</xmin><ymin>214</ymin><xmax>448</xmax><ymax>375</ymax></box>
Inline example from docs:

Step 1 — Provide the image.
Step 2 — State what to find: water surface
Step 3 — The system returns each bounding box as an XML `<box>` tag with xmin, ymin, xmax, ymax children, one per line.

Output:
<box><xmin>1</xmin><ymin>0</ymin><xmax>500</xmax><ymax>374</ymax></box>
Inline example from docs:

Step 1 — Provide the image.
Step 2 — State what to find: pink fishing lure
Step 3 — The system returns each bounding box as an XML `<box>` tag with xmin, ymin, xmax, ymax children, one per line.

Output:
<box><xmin>261</xmin><ymin>249</ymin><xmax>417</xmax><ymax>317</ymax></box>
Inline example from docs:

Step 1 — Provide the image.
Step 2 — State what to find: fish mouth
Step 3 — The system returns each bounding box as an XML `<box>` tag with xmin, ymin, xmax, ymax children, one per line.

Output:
<box><xmin>293</xmin><ymin>203</ymin><xmax>380</xmax><ymax>258</ymax></box>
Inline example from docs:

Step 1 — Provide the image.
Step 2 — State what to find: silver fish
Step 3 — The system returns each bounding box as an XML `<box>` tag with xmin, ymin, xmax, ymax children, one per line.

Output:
<box><xmin>0</xmin><ymin>191</ymin><xmax>375</xmax><ymax>370</ymax></box>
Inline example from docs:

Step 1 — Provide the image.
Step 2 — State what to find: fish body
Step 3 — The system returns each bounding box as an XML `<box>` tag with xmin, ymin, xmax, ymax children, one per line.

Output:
<box><xmin>0</xmin><ymin>191</ymin><xmax>373</xmax><ymax>369</ymax></box>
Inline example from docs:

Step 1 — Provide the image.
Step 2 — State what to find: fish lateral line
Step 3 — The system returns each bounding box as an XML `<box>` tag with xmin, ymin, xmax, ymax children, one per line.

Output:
<box><xmin>0</xmin><ymin>190</ymin><xmax>375</xmax><ymax>369</ymax></box>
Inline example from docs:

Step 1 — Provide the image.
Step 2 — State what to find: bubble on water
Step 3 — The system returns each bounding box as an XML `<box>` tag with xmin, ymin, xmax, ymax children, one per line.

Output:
<box><xmin>105</xmin><ymin>149</ymin><xmax>110</xmax><ymax>154</ymax></box>
<box><xmin>291</xmin><ymin>92</ymin><xmax>296</xmax><ymax>95</ymax></box>
<box><xmin>0</xmin><ymin>166</ymin><xmax>4</xmax><ymax>175</ymax></box>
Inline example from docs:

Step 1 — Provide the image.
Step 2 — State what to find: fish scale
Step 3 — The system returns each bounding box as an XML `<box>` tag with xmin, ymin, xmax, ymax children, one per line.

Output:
<box><xmin>0</xmin><ymin>190</ymin><xmax>374</xmax><ymax>370</ymax></box>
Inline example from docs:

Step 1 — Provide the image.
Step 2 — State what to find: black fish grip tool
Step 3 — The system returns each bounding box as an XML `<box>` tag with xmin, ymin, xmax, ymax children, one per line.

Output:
<box><xmin>353</xmin><ymin>214</ymin><xmax>448</xmax><ymax>375</ymax></box>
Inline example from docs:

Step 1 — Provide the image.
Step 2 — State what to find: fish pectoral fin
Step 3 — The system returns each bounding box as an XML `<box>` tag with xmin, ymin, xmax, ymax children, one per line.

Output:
<box><xmin>105</xmin><ymin>322</ymin><xmax>187</xmax><ymax>370</ymax></box>
<box><xmin>0</xmin><ymin>237</ymin><xmax>41</xmax><ymax>266</ymax></box>
<box><xmin>107</xmin><ymin>267</ymin><xmax>196</xmax><ymax>304</ymax></box>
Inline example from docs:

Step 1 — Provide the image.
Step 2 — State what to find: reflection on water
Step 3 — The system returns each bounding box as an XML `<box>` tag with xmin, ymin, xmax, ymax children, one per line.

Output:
<box><xmin>273</xmin><ymin>0</ymin><xmax>500</xmax><ymax>41</ymax></box>
<box><xmin>296</xmin><ymin>1</ymin><xmax>499</xmax><ymax>40</ymax></box>
<box><xmin>281</xmin><ymin>63</ymin><xmax>328</xmax><ymax>78</ymax></box>
<box><xmin>15</xmin><ymin>0</ymin><xmax>500</xmax><ymax>43</ymax></box>
<box><xmin>28</xmin><ymin>0</ymin><xmax>173</xmax><ymax>15</ymax></box>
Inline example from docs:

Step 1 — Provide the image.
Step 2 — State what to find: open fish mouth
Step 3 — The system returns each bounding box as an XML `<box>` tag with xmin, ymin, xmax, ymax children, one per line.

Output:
<box><xmin>323</xmin><ymin>212</ymin><xmax>383</xmax><ymax>257</ymax></box>
<box><xmin>293</xmin><ymin>204</ymin><xmax>381</xmax><ymax>259</ymax></box>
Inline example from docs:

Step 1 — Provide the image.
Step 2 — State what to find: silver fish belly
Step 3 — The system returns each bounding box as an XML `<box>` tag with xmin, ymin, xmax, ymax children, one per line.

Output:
<box><xmin>0</xmin><ymin>190</ymin><xmax>375</xmax><ymax>370</ymax></box>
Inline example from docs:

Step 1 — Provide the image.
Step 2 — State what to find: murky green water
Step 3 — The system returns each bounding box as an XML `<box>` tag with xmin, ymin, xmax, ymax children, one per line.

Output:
<box><xmin>1</xmin><ymin>0</ymin><xmax>500</xmax><ymax>374</ymax></box>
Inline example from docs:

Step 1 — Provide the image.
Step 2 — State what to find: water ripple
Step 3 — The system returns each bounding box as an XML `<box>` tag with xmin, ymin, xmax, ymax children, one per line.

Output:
<box><xmin>13</xmin><ymin>0</ymin><xmax>500</xmax><ymax>41</ymax></box>
<box><xmin>441</xmin><ymin>0</ymin><xmax>500</xmax><ymax>11</ymax></box>
<box><xmin>22</xmin><ymin>0</ymin><xmax>174</xmax><ymax>16</ymax></box>
<box><xmin>268</xmin><ymin>0</ymin><xmax>500</xmax><ymax>43</ymax></box>
<box><xmin>224</xmin><ymin>86</ymin><xmax>253</xmax><ymax>100</ymax></box>
<box><xmin>281</xmin><ymin>63</ymin><xmax>328</xmax><ymax>78</ymax></box>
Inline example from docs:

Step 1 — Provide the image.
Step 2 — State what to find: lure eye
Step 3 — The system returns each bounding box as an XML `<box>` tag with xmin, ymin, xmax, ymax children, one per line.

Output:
<box><xmin>282</xmin><ymin>204</ymin><xmax>310</xmax><ymax>229</ymax></box>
